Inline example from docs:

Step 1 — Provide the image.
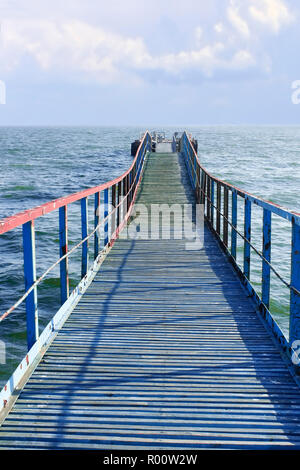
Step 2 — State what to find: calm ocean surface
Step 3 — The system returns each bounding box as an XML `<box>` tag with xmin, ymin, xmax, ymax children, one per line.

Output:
<box><xmin>0</xmin><ymin>125</ymin><xmax>299</xmax><ymax>387</ymax></box>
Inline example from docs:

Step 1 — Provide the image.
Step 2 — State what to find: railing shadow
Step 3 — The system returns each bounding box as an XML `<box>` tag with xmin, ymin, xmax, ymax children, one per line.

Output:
<box><xmin>45</xmin><ymin>238</ymin><xmax>138</xmax><ymax>448</ymax></box>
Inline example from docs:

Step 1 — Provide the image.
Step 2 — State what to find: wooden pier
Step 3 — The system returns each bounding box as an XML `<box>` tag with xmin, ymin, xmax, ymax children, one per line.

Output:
<box><xmin>1</xmin><ymin>133</ymin><xmax>300</xmax><ymax>449</ymax></box>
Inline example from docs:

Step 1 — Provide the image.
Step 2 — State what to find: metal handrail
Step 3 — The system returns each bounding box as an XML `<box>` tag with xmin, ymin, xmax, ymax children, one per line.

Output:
<box><xmin>181</xmin><ymin>131</ymin><xmax>300</xmax><ymax>347</ymax></box>
<box><xmin>0</xmin><ymin>132</ymin><xmax>151</xmax><ymax>235</ymax></box>
<box><xmin>183</xmin><ymin>134</ymin><xmax>300</xmax><ymax>224</ymax></box>
<box><xmin>204</xmin><ymin>189</ymin><xmax>300</xmax><ymax>296</ymax></box>
<box><xmin>182</xmin><ymin>133</ymin><xmax>300</xmax><ymax>293</ymax></box>
<box><xmin>0</xmin><ymin>131</ymin><xmax>152</xmax><ymax>349</ymax></box>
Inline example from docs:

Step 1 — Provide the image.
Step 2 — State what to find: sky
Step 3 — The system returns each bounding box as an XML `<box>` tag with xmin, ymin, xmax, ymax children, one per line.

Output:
<box><xmin>0</xmin><ymin>0</ymin><xmax>300</xmax><ymax>125</ymax></box>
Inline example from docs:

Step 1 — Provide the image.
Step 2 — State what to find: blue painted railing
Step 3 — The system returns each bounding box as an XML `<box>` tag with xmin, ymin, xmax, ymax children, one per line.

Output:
<box><xmin>181</xmin><ymin>131</ymin><xmax>300</xmax><ymax>358</ymax></box>
<box><xmin>0</xmin><ymin>132</ymin><xmax>151</xmax><ymax>351</ymax></box>
<box><xmin>172</xmin><ymin>135</ymin><xmax>177</xmax><ymax>153</ymax></box>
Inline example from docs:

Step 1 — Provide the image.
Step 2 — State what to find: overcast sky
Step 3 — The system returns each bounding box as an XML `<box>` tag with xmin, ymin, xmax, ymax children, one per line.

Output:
<box><xmin>0</xmin><ymin>0</ymin><xmax>299</xmax><ymax>125</ymax></box>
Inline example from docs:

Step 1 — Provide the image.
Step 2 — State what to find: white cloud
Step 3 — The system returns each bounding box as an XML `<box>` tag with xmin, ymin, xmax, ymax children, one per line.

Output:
<box><xmin>1</xmin><ymin>19</ymin><xmax>153</xmax><ymax>82</ymax></box>
<box><xmin>249</xmin><ymin>0</ymin><xmax>294</xmax><ymax>33</ymax></box>
<box><xmin>0</xmin><ymin>18</ymin><xmax>259</xmax><ymax>83</ymax></box>
<box><xmin>227</xmin><ymin>1</ymin><xmax>250</xmax><ymax>37</ymax></box>
<box><xmin>214</xmin><ymin>23</ymin><xmax>225</xmax><ymax>34</ymax></box>
<box><xmin>0</xmin><ymin>0</ymin><xmax>295</xmax><ymax>85</ymax></box>
<box><xmin>232</xmin><ymin>50</ymin><xmax>255</xmax><ymax>68</ymax></box>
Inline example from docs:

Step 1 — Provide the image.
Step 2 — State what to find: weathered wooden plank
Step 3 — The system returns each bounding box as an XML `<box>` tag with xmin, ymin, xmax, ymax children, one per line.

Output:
<box><xmin>1</xmin><ymin>150</ymin><xmax>300</xmax><ymax>449</ymax></box>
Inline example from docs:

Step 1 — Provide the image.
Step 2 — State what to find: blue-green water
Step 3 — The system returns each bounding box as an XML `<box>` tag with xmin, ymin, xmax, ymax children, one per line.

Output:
<box><xmin>0</xmin><ymin>126</ymin><xmax>299</xmax><ymax>387</ymax></box>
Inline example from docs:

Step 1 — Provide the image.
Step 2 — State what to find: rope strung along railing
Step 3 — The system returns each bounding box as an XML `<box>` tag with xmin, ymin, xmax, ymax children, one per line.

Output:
<box><xmin>181</xmin><ymin>131</ymin><xmax>300</xmax><ymax>351</ymax></box>
<box><xmin>0</xmin><ymin>131</ymin><xmax>152</xmax><ymax>350</ymax></box>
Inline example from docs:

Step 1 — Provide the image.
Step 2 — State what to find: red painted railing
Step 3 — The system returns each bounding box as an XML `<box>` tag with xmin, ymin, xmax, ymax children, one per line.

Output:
<box><xmin>0</xmin><ymin>131</ymin><xmax>152</xmax><ymax>351</ymax></box>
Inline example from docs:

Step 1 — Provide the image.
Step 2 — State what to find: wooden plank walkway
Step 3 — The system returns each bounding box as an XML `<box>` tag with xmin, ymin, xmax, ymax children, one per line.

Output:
<box><xmin>1</xmin><ymin>151</ymin><xmax>300</xmax><ymax>449</ymax></box>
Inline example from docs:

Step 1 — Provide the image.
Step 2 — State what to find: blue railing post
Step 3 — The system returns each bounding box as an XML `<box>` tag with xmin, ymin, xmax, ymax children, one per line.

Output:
<box><xmin>22</xmin><ymin>221</ymin><xmax>39</xmax><ymax>350</ymax></box>
<box><xmin>112</xmin><ymin>185</ymin><xmax>116</xmax><ymax>237</ymax></box>
<box><xmin>244</xmin><ymin>197</ymin><xmax>251</xmax><ymax>279</ymax></box>
<box><xmin>191</xmin><ymin>149</ymin><xmax>195</xmax><ymax>189</ymax></box>
<box><xmin>196</xmin><ymin>166</ymin><xmax>200</xmax><ymax>201</ymax></box>
<box><xmin>196</xmin><ymin>166</ymin><xmax>200</xmax><ymax>204</ymax></box>
<box><xmin>104</xmin><ymin>188</ymin><xmax>109</xmax><ymax>247</ymax></box>
<box><xmin>172</xmin><ymin>136</ymin><xmax>176</xmax><ymax>152</ymax></box>
<box><xmin>262</xmin><ymin>208</ymin><xmax>271</xmax><ymax>308</ymax></box>
<box><xmin>128</xmin><ymin>173</ymin><xmax>132</xmax><ymax>208</ymax></box>
<box><xmin>290</xmin><ymin>220</ymin><xmax>300</xmax><ymax>345</ymax></box>
<box><xmin>184</xmin><ymin>139</ymin><xmax>193</xmax><ymax>187</ymax></box>
<box><xmin>94</xmin><ymin>192</ymin><xmax>100</xmax><ymax>260</ymax></box>
<box><xmin>216</xmin><ymin>183</ymin><xmax>221</xmax><ymax>235</ymax></box>
<box><xmin>200</xmin><ymin>171</ymin><xmax>205</xmax><ymax>204</ymax></box>
<box><xmin>123</xmin><ymin>177</ymin><xmax>127</xmax><ymax>222</ymax></box>
<box><xmin>81</xmin><ymin>197</ymin><xmax>88</xmax><ymax>278</ymax></box>
<box><xmin>231</xmin><ymin>191</ymin><xmax>237</xmax><ymax>260</ymax></box>
<box><xmin>203</xmin><ymin>173</ymin><xmax>207</xmax><ymax>209</ymax></box>
<box><xmin>136</xmin><ymin>148</ymin><xmax>141</xmax><ymax>181</ymax></box>
<box><xmin>223</xmin><ymin>187</ymin><xmax>229</xmax><ymax>247</ymax></box>
<box><xmin>206</xmin><ymin>177</ymin><xmax>210</xmax><ymax>220</ymax></box>
<box><xmin>187</xmin><ymin>144</ymin><xmax>191</xmax><ymax>184</ymax></box>
<box><xmin>211</xmin><ymin>180</ymin><xmax>214</xmax><ymax>227</ymax></box>
<box><xmin>117</xmin><ymin>182</ymin><xmax>121</xmax><ymax>229</ymax></box>
<box><xmin>59</xmin><ymin>205</ymin><xmax>69</xmax><ymax>304</ymax></box>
